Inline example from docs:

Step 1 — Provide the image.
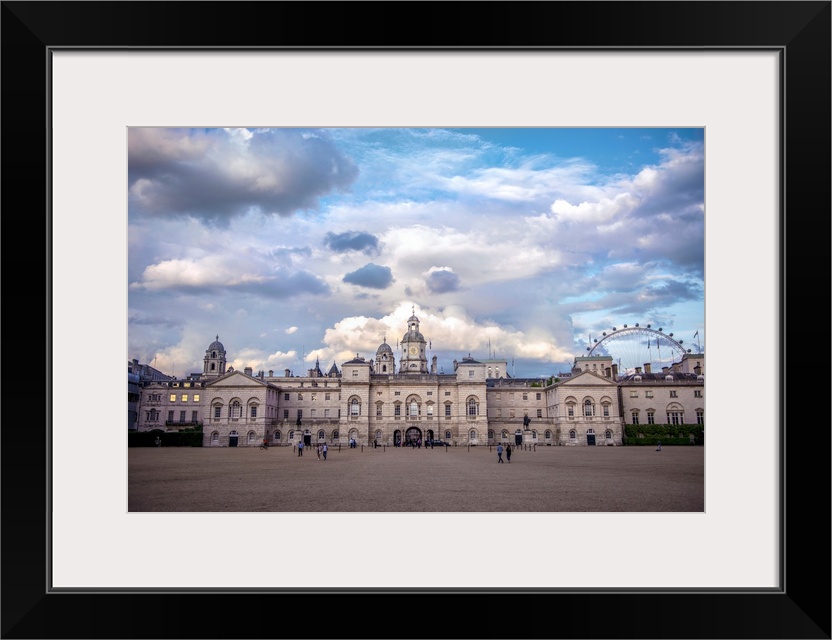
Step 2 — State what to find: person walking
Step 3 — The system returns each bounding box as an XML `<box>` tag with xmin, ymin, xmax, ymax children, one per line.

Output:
<box><xmin>322</xmin><ymin>442</ymin><xmax>328</xmax><ymax>461</ymax></box>
<box><xmin>505</xmin><ymin>443</ymin><xmax>512</xmax><ymax>463</ymax></box>
<box><xmin>298</xmin><ymin>440</ymin><xmax>304</xmax><ymax>457</ymax></box>
<box><xmin>317</xmin><ymin>444</ymin><xmax>322</xmax><ymax>461</ymax></box>
<box><xmin>656</xmin><ymin>440</ymin><xmax>662</xmax><ymax>451</ymax></box>
<box><xmin>496</xmin><ymin>443</ymin><xmax>504</xmax><ymax>463</ymax></box>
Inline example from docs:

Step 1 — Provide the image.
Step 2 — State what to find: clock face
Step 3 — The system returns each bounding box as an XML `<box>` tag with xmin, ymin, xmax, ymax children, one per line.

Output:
<box><xmin>409</xmin><ymin>346</ymin><xmax>418</xmax><ymax>356</ymax></box>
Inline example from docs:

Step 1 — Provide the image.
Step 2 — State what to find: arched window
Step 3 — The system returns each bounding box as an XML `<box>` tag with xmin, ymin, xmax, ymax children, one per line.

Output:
<box><xmin>318</xmin><ymin>430</ymin><xmax>325</xmax><ymax>440</ymax></box>
<box><xmin>333</xmin><ymin>430</ymin><xmax>339</xmax><ymax>439</ymax></box>
<box><xmin>230</xmin><ymin>400</ymin><xmax>242</xmax><ymax>419</ymax></box>
<box><xmin>211</xmin><ymin>431</ymin><xmax>219</xmax><ymax>444</ymax></box>
<box><xmin>445</xmin><ymin>430</ymin><xmax>452</xmax><ymax>440</ymax></box>
<box><xmin>247</xmin><ymin>431</ymin><xmax>257</xmax><ymax>443</ymax></box>
<box><xmin>583</xmin><ymin>399</ymin><xmax>594</xmax><ymax>417</ymax></box>
<box><xmin>501</xmin><ymin>430</ymin><xmax>509</xmax><ymax>440</ymax></box>
<box><xmin>469</xmin><ymin>429</ymin><xmax>477</xmax><ymax>440</ymax></box>
<box><xmin>467</xmin><ymin>398</ymin><xmax>478</xmax><ymax>416</ymax></box>
<box><xmin>605</xmin><ymin>430</ymin><xmax>612</xmax><ymax>440</ymax></box>
<box><xmin>273</xmin><ymin>430</ymin><xmax>281</xmax><ymax>442</ymax></box>
<box><xmin>376</xmin><ymin>402</ymin><xmax>383</xmax><ymax>417</ymax></box>
<box><xmin>410</xmin><ymin>400</ymin><xmax>418</xmax><ymax>417</ymax></box>
<box><xmin>350</xmin><ymin>398</ymin><xmax>360</xmax><ymax>416</ymax></box>
<box><xmin>488</xmin><ymin>430</ymin><xmax>494</xmax><ymax>439</ymax></box>
<box><xmin>375</xmin><ymin>430</ymin><xmax>383</xmax><ymax>441</ymax></box>
<box><xmin>569</xmin><ymin>430</ymin><xmax>577</xmax><ymax>441</ymax></box>
<box><xmin>288</xmin><ymin>430</ymin><xmax>294</xmax><ymax>440</ymax></box>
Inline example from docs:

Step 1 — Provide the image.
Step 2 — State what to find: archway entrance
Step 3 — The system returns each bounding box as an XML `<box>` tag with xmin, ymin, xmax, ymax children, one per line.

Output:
<box><xmin>405</xmin><ymin>427</ymin><xmax>422</xmax><ymax>446</ymax></box>
<box><xmin>229</xmin><ymin>430</ymin><xmax>238</xmax><ymax>447</ymax></box>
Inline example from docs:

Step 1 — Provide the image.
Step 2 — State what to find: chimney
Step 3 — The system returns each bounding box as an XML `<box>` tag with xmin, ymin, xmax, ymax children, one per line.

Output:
<box><xmin>268</xmin><ymin>370</ymin><xmax>273</xmax><ymax>377</ymax></box>
<box><xmin>694</xmin><ymin>364</ymin><xmax>702</xmax><ymax>375</ymax></box>
<box><xmin>662</xmin><ymin>366</ymin><xmax>669</xmax><ymax>374</ymax></box>
<box><xmin>285</xmin><ymin>369</ymin><xmax>291</xmax><ymax>377</ymax></box>
<box><xmin>259</xmin><ymin>371</ymin><xmax>264</xmax><ymax>379</ymax></box>
<box><xmin>635</xmin><ymin>366</ymin><xmax>642</xmax><ymax>374</ymax></box>
<box><xmin>611</xmin><ymin>363</ymin><xmax>618</xmax><ymax>380</ymax></box>
<box><xmin>431</xmin><ymin>355</ymin><xmax>437</xmax><ymax>374</ymax></box>
<box><xmin>244</xmin><ymin>366</ymin><xmax>253</xmax><ymax>376</ymax></box>
<box><xmin>644</xmin><ymin>363</ymin><xmax>652</xmax><ymax>374</ymax></box>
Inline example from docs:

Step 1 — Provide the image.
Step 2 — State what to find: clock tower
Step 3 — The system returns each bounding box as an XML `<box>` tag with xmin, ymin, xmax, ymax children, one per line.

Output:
<box><xmin>399</xmin><ymin>307</ymin><xmax>428</xmax><ymax>374</ymax></box>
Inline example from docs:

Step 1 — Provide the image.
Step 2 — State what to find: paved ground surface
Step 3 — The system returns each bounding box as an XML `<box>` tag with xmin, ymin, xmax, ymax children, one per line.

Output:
<box><xmin>128</xmin><ymin>443</ymin><xmax>704</xmax><ymax>512</ymax></box>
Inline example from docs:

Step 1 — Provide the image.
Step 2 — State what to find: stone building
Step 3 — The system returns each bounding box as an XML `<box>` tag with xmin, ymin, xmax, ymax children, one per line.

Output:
<box><xmin>133</xmin><ymin>311</ymin><xmax>704</xmax><ymax>447</ymax></box>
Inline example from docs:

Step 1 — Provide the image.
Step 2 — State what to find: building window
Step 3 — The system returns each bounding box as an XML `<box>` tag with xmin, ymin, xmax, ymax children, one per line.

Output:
<box><xmin>536</xmin><ymin>409</ymin><xmax>542</xmax><ymax>418</ymax></box>
<box><xmin>445</xmin><ymin>404</ymin><xmax>452</xmax><ymax>417</ymax></box>
<box><xmin>569</xmin><ymin>430</ymin><xmax>577</xmax><ymax>441</ymax></box>
<box><xmin>410</xmin><ymin>401</ymin><xmax>418</xmax><ymax>417</ymax></box>
<box><xmin>426</xmin><ymin>391</ymin><xmax>433</xmax><ymax>396</ymax></box>
<box><xmin>567</xmin><ymin>405</ymin><xmax>575</xmax><ymax>418</ymax></box>
<box><xmin>496</xmin><ymin>409</ymin><xmax>502</xmax><ymax>418</ymax></box>
<box><xmin>284</xmin><ymin>393</ymin><xmax>290</xmax><ymax>401</ymax></box>
<box><xmin>584</xmin><ymin>400</ymin><xmax>594</xmax><ymax>417</ymax></box>
<box><xmin>467</xmin><ymin>399</ymin><xmax>478</xmax><ymax>416</ymax></box>
<box><xmin>427</xmin><ymin>404</ymin><xmax>434</xmax><ymax>416</ymax></box>
<box><xmin>605</xmin><ymin>430</ymin><xmax>612</xmax><ymax>440</ymax></box>
<box><xmin>445</xmin><ymin>430</ymin><xmax>452</xmax><ymax>440</ymax></box>
<box><xmin>333</xmin><ymin>430</ymin><xmax>339</xmax><ymax>439</ymax></box>
<box><xmin>602</xmin><ymin>404</ymin><xmax>610</xmax><ymax>417</ymax></box>
<box><xmin>629</xmin><ymin>390</ymin><xmax>638</xmax><ymax>398</ymax></box>
<box><xmin>468</xmin><ymin>370</ymin><xmax>474</xmax><ymax>378</ymax></box>
<box><xmin>274</xmin><ymin>430</ymin><xmax>281</xmax><ymax>442</ymax></box>
<box><xmin>469</xmin><ymin>430</ymin><xmax>476</xmax><ymax>440</ymax></box>
<box><xmin>350</xmin><ymin>398</ymin><xmax>360</xmax><ymax>416</ymax></box>
<box><xmin>696</xmin><ymin>410</ymin><xmax>704</xmax><ymax>424</ymax></box>
<box><xmin>193</xmin><ymin>394</ymin><xmax>200</xmax><ymax>402</ymax></box>
<box><xmin>376</xmin><ymin>404</ymin><xmax>383</xmax><ymax>417</ymax></box>
<box><xmin>283</xmin><ymin>409</ymin><xmax>289</xmax><ymax>419</ymax></box>
<box><xmin>297</xmin><ymin>409</ymin><xmax>303</xmax><ymax>420</ymax></box>
<box><xmin>395</xmin><ymin>404</ymin><xmax>401</xmax><ymax>417</ymax></box>
<box><xmin>192</xmin><ymin>411</ymin><xmax>198</xmax><ymax>422</ymax></box>
<box><xmin>325</xmin><ymin>408</ymin><xmax>331</xmax><ymax>418</ymax></box>
<box><xmin>522</xmin><ymin>392</ymin><xmax>528</xmax><ymax>400</ymax></box>
<box><xmin>668</xmin><ymin>411</ymin><xmax>683</xmax><ymax>425</ymax></box>
<box><xmin>250</xmin><ymin>405</ymin><xmax>257</xmax><ymax>418</ymax></box>
<box><xmin>445</xmin><ymin>391</ymin><xmax>451</xmax><ymax>396</ymax></box>
<box><xmin>318</xmin><ymin>430</ymin><xmax>325</xmax><ymax>440</ymax></box>
<box><xmin>645</xmin><ymin>391</ymin><xmax>653</xmax><ymax>398</ymax></box>
<box><xmin>214</xmin><ymin>406</ymin><xmax>221</xmax><ymax>419</ymax></box>
<box><xmin>352</xmin><ymin>370</ymin><xmax>359</xmax><ymax>377</ymax></box>
<box><xmin>230</xmin><ymin>401</ymin><xmax>242</xmax><ymax>419</ymax></box>
<box><xmin>536</xmin><ymin>393</ymin><xmax>541</xmax><ymax>400</ymax></box>
<box><xmin>181</xmin><ymin>394</ymin><xmax>188</xmax><ymax>402</ymax></box>
<box><xmin>325</xmin><ymin>393</ymin><xmax>331</xmax><ymax>400</ymax></box>
<box><xmin>179</xmin><ymin>410</ymin><xmax>186</xmax><ymax>422</ymax></box>
<box><xmin>169</xmin><ymin>394</ymin><xmax>176</xmax><ymax>402</ymax></box>
<box><xmin>394</xmin><ymin>391</ymin><xmax>401</xmax><ymax>396</ymax></box>
<box><xmin>310</xmin><ymin>409</ymin><xmax>316</xmax><ymax>417</ymax></box>
<box><xmin>248</xmin><ymin>431</ymin><xmax>257</xmax><ymax>444</ymax></box>
<box><xmin>694</xmin><ymin>390</ymin><xmax>702</xmax><ymax>398</ymax></box>
<box><xmin>647</xmin><ymin>411</ymin><xmax>655</xmax><ymax>424</ymax></box>
<box><xmin>670</xmin><ymin>390</ymin><xmax>678</xmax><ymax>398</ymax></box>
<box><xmin>298</xmin><ymin>393</ymin><xmax>303</xmax><ymax>400</ymax></box>
<box><xmin>631</xmin><ymin>411</ymin><xmax>639</xmax><ymax>424</ymax></box>
<box><xmin>211</xmin><ymin>431</ymin><xmax>219</xmax><ymax>444</ymax></box>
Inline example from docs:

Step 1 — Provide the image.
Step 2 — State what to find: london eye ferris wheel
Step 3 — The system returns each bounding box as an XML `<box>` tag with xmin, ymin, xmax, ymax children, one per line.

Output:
<box><xmin>585</xmin><ymin>324</ymin><xmax>697</xmax><ymax>374</ymax></box>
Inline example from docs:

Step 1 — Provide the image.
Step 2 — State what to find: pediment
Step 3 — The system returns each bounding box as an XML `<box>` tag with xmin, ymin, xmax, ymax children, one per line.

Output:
<box><xmin>206</xmin><ymin>371</ymin><xmax>268</xmax><ymax>388</ymax></box>
<box><xmin>560</xmin><ymin>371</ymin><xmax>618</xmax><ymax>387</ymax></box>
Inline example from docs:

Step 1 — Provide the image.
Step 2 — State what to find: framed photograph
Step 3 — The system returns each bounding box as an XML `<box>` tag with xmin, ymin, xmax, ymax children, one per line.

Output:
<box><xmin>4</xmin><ymin>2</ymin><xmax>829</xmax><ymax>638</ymax></box>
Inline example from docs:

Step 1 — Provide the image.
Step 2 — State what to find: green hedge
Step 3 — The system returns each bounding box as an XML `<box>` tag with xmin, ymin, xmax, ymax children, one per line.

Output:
<box><xmin>128</xmin><ymin>430</ymin><xmax>203</xmax><ymax>447</ymax></box>
<box><xmin>623</xmin><ymin>424</ymin><xmax>703</xmax><ymax>445</ymax></box>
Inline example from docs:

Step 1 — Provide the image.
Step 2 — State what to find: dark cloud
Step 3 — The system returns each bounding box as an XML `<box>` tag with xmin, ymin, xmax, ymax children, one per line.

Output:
<box><xmin>343</xmin><ymin>263</ymin><xmax>394</xmax><ymax>289</ymax></box>
<box><xmin>323</xmin><ymin>230</ymin><xmax>379</xmax><ymax>254</ymax></box>
<box><xmin>128</xmin><ymin>128</ymin><xmax>359</xmax><ymax>224</ymax></box>
<box><xmin>425</xmin><ymin>268</ymin><xmax>461</xmax><ymax>293</ymax></box>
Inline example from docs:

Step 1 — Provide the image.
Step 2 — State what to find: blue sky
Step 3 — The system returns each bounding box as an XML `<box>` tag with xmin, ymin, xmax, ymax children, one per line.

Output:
<box><xmin>128</xmin><ymin>127</ymin><xmax>704</xmax><ymax>378</ymax></box>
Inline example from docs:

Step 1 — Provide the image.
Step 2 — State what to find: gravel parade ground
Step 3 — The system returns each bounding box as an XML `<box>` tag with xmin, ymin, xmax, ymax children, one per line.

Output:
<box><xmin>129</xmin><ymin>443</ymin><xmax>704</xmax><ymax>512</ymax></box>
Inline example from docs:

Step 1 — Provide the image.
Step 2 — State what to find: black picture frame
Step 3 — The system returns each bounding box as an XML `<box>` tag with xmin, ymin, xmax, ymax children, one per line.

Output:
<box><xmin>3</xmin><ymin>2</ymin><xmax>829</xmax><ymax>638</ymax></box>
